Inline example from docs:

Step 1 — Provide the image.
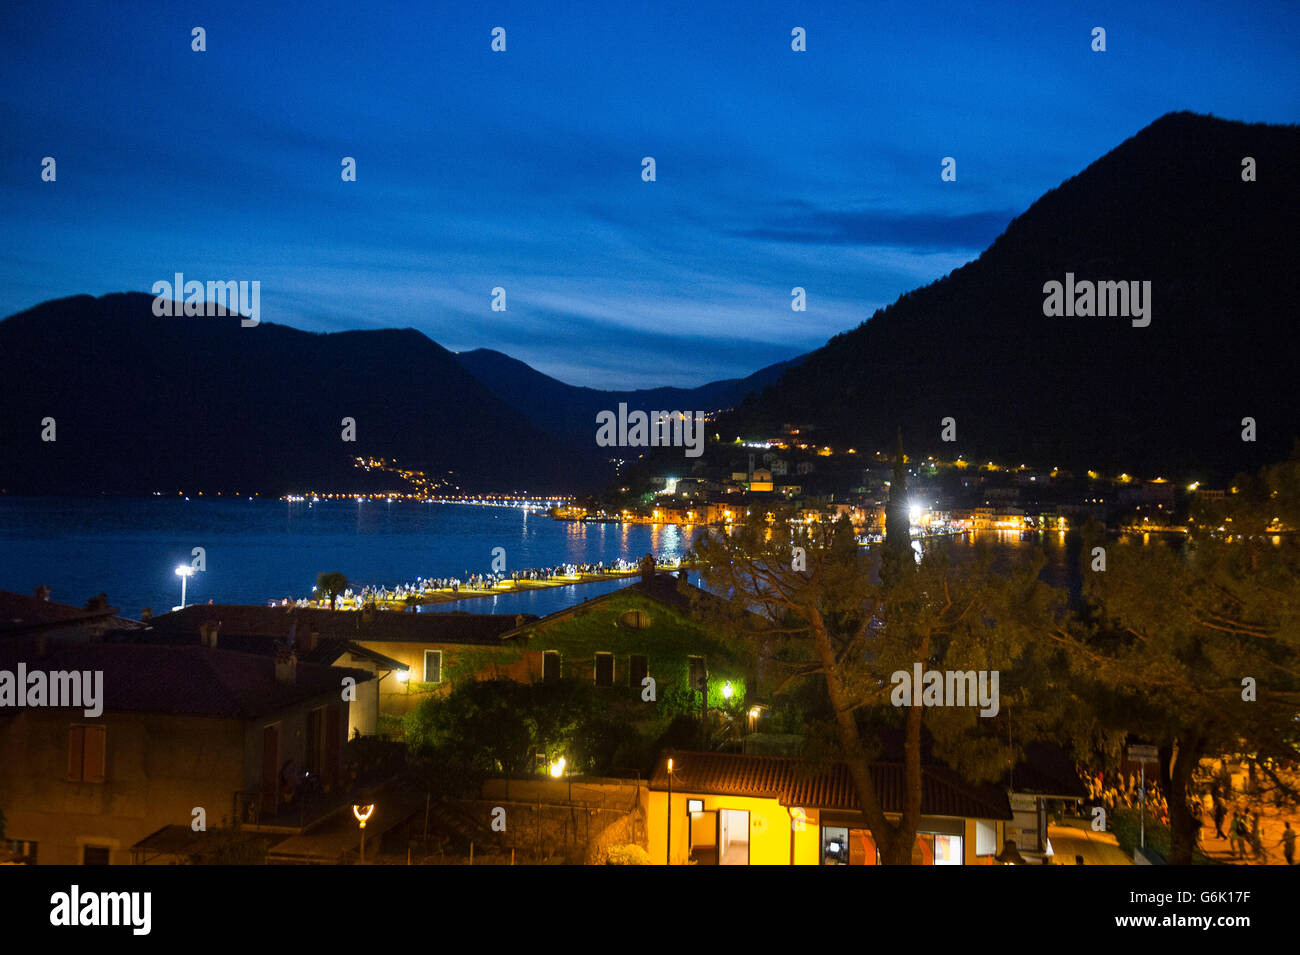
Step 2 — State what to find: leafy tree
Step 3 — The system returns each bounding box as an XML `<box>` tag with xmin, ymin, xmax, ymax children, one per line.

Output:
<box><xmin>404</xmin><ymin>678</ymin><xmax>629</xmax><ymax>778</ymax></box>
<box><xmin>691</xmin><ymin>451</ymin><xmax>1065</xmax><ymax>863</ymax></box>
<box><xmin>1051</xmin><ymin>455</ymin><xmax>1300</xmax><ymax>863</ymax></box>
<box><xmin>316</xmin><ymin>571</ymin><xmax>348</xmax><ymax>610</ymax></box>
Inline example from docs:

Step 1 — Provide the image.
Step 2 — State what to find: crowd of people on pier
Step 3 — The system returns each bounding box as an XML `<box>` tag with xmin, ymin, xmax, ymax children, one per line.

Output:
<box><xmin>276</xmin><ymin>555</ymin><xmax>682</xmax><ymax>609</ymax></box>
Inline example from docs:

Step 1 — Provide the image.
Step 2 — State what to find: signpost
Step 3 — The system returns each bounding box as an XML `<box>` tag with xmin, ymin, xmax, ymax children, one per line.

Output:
<box><xmin>1127</xmin><ymin>745</ymin><xmax>1159</xmax><ymax>850</ymax></box>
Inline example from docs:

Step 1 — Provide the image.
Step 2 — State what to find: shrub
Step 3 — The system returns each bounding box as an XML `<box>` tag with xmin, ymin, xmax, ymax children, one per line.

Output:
<box><xmin>605</xmin><ymin>844</ymin><xmax>651</xmax><ymax>865</ymax></box>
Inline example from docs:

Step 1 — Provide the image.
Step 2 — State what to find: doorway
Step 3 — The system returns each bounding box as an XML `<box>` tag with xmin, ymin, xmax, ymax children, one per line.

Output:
<box><xmin>717</xmin><ymin>809</ymin><xmax>750</xmax><ymax>865</ymax></box>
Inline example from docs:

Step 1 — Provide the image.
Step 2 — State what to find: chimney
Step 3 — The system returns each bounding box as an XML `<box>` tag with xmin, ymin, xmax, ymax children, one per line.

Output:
<box><xmin>34</xmin><ymin>584</ymin><xmax>51</xmax><ymax>602</ymax></box>
<box><xmin>678</xmin><ymin>569</ymin><xmax>689</xmax><ymax>584</ymax></box>
<box><xmin>514</xmin><ymin>614</ymin><xmax>525</xmax><ymax>628</ymax></box>
<box><xmin>141</xmin><ymin>607</ymin><xmax>153</xmax><ymax>623</ymax></box>
<box><xmin>199</xmin><ymin>620</ymin><xmax>220</xmax><ymax>648</ymax></box>
<box><xmin>639</xmin><ymin>553</ymin><xmax>655</xmax><ymax>584</ymax></box>
<box><xmin>274</xmin><ymin>645</ymin><xmax>298</xmax><ymax>684</ymax></box>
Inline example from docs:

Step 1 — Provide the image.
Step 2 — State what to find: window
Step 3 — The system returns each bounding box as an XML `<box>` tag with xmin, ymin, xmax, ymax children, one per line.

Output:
<box><xmin>933</xmin><ymin>833</ymin><xmax>963</xmax><ymax>865</ymax></box>
<box><xmin>82</xmin><ymin>845</ymin><xmax>111</xmax><ymax>865</ymax></box>
<box><xmin>594</xmin><ymin>652</ymin><xmax>613</xmax><ymax>687</ymax></box>
<box><xmin>618</xmin><ymin>609</ymin><xmax>652</xmax><ymax>630</ymax></box>
<box><xmin>67</xmin><ymin>725</ymin><xmax>106</xmax><ymax>783</ymax></box>
<box><xmin>688</xmin><ymin>656</ymin><xmax>706</xmax><ymax>692</ymax></box>
<box><xmin>423</xmin><ymin>649</ymin><xmax>442</xmax><ymax>683</ymax></box>
<box><xmin>629</xmin><ymin>654</ymin><xmax>648</xmax><ymax>689</ymax></box>
<box><xmin>821</xmin><ymin>826</ymin><xmax>877</xmax><ymax>865</ymax></box>
<box><xmin>975</xmin><ymin>819</ymin><xmax>997</xmax><ymax>856</ymax></box>
<box><xmin>543</xmin><ymin>651</ymin><xmax>561</xmax><ymax>682</ymax></box>
<box><xmin>6</xmin><ymin>840</ymin><xmax>37</xmax><ymax>864</ymax></box>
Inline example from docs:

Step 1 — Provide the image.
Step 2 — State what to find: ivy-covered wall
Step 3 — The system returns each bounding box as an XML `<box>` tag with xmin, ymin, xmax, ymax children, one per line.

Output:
<box><xmin>509</xmin><ymin>591</ymin><xmax>752</xmax><ymax>710</ymax></box>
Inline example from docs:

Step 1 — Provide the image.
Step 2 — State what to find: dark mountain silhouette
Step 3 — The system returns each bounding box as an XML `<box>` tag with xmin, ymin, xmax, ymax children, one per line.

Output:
<box><xmin>454</xmin><ymin>348</ymin><xmax>801</xmax><ymax>441</ymax></box>
<box><xmin>0</xmin><ymin>293</ymin><xmax>610</xmax><ymax>495</ymax></box>
<box><xmin>721</xmin><ymin>112</ymin><xmax>1300</xmax><ymax>481</ymax></box>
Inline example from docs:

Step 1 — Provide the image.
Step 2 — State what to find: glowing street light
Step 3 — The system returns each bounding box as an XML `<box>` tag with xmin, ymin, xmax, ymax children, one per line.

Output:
<box><xmin>174</xmin><ymin>565</ymin><xmax>195</xmax><ymax>609</ymax></box>
<box><xmin>666</xmin><ymin>757</ymin><xmax>674</xmax><ymax>866</ymax></box>
<box><xmin>549</xmin><ymin>756</ymin><xmax>567</xmax><ymax>778</ymax></box>
<box><xmin>353</xmin><ymin>803</ymin><xmax>375</xmax><ymax>863</ymax></box>
<box><xmin>721</xmin><ymin>682</ymin><xmax>734</xmax><ymax>701</ymax></box>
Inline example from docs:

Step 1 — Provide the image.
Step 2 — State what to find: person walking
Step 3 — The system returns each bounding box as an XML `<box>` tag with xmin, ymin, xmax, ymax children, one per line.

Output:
<box><xmin>1230</xmin><ymin>811</ymin><xmax>1248</xmax><ymax>860</ymax></box>
<box><xmin>1213</xmin><ymin>797</ymin><xmax>1227</xmax><ymax>839</ymax></box>
<box><xmin>1277</xmin><ymin>822</ymin><xmax>1296</xmax><ymax>866</ymax></box>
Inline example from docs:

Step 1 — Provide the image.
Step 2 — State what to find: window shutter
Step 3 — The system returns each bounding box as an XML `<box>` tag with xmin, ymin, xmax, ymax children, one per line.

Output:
<box><xmin>67</xmin><ymin>725</ymin><xmax>85</xmax><ymax>781</ymax></box>
<box><xmin>83</xmin><ymin>726</ymin><xmax>107</xmax><ymax>783</ymax></box>
<box><xmin>325</xmin><ymin>704</ymin><xmax>342</xmax><ymax>787</ymax></box>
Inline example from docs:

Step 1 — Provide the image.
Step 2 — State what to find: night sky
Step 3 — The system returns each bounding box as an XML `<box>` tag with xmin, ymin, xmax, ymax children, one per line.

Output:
<box><xmin>2</xmin><ymin>0</ymin><xmax>1296</xmax><ymax>387</ymax></box>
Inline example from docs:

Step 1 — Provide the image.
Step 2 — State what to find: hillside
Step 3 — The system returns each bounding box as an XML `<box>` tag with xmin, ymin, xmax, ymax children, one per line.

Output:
<box><xmin>0</xmin><ymin>293</ymin><xmax>606</xmax><ymax>495</ymax></box>
<box><xmin>722</xmin><ymin>112</ymin><xmax>1300</xmax><ymax>480</ymax></box>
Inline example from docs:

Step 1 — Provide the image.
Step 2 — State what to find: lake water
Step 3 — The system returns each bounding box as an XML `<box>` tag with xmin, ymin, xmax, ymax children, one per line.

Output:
<box><xmin>0</xmin><ymin>498</ymin><xmax>695</xmax><ymax>618</ymax></box>
<box><xmin>0</xmin><ymin>498</ymin><xmax>1096</xmax><ymax>619</ymax></box>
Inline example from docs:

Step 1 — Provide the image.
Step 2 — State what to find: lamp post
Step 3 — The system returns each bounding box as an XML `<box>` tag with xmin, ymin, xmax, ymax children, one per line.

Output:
<box><xmin>353</xmin><ymin>803</ymin><xmax>374</xmax><ymax>863</ymax></box>
<box><xmin>666</xmin><ymin>757</ymin><xmax>673</xmax><ymax>865</ymax></box>
<box><xmin>174</xmin><ymin>565</ymin><xmax>194</xmax><ymax>609</ymax></box>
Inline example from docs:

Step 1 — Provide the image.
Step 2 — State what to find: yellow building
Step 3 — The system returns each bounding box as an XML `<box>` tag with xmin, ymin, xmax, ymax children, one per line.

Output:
<box><xmin>648</xmin><ymin>750</ymin><xmax>1010</xmax><ymax>865</ymax></box>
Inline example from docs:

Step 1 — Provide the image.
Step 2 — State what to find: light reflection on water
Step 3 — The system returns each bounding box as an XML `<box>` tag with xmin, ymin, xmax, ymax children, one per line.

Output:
<box><xmin>0</xmin><ymin>499</ymin><xmax>1183</xmax><ymax>618</ymax></box>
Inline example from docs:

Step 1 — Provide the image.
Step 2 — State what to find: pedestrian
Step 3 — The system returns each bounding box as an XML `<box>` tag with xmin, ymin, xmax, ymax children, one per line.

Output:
<box><xmin>1277</xmin><ymin>822</ymin><xmax>1296</xmax><ymax>866</ymax></box>
<box><xmin>1230</xmin><ymin>812</ymin><xmax>1248</xmax><ymax>859</ymax></box>
<box><xmin>1213</xmin><ymin>797</ymin><xmax>1227</xmax><ymax>838</ymax></box>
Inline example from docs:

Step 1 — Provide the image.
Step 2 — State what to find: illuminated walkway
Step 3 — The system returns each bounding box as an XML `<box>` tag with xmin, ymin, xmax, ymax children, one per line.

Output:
<box><xmin>1047</xmin><ymin>820</ymin><xmax>1133</xmax><ymax>865</ymax></box>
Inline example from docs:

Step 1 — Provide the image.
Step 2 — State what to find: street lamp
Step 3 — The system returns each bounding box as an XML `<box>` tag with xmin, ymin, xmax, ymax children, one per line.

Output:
<box><xmin>174</xmin><ymin>565</ymin><xmax>194</xmax><ymax>609</ymax></box>
<box><xmin>666</xmin><ymin>757</ymin><xmax>673</xmax><ymax>865</ymax></box>
<box><xmin>721</xmin><ymin>682</ymin><xmax>734</xmax><ymax>701</ymax></box>
<box><xmin>353</xmin><ymin>803</ymin><xmax>375</xmax><ymax>863</ymax></box>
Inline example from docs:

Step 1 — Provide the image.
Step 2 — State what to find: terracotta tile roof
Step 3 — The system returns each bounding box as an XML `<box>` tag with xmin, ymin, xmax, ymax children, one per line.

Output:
<box><xmin>502</xmin><ymin>572</ymin><xmax>761</xmax><ymax>638</ymax></box>
<box><xmin>0</xmin><ymin>641</ymin><xmax>371</xmax><ymax>719</ymax></box>
<box><xmin>0</xmin><ymin>590</ymin><xmax>120</xmax><ymax>636</ymax></box>
<box><xmin>650</xmin><ymin>750</ymin><xmax>1011</xmax><ymax>820</ymax></box>
<box><xmin>104</xmin><ymin>628</ymin><xmax>408</xmax><ymax>672</ymax></box>
<box><xmin>150</xmin><ymin>604</ymin><xmax>532</xmax><ymax>645</ymax></box>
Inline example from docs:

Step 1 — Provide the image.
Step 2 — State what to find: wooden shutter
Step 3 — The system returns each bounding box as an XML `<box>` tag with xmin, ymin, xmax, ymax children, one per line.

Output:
<box><xmin>83</xmin><ymin>726</ymin><xmax>106</xmax><ymax>783</ymax></box>
<box><xmin>67</xmin><ymin>725</ymin><xmax>85</xmax><ymax>781</ymax></box>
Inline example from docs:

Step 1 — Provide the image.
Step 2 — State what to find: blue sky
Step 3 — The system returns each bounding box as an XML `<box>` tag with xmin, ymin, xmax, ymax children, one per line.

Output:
<box><xmin>1</xmin><ymin>0</ymin><xmax>1296</xmax><ymax>387</ymax></box>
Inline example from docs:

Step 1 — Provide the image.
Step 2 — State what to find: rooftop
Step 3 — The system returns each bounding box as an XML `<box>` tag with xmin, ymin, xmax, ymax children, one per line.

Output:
<box><xmin>150</xmin><ymin>604</ymin><xmax>534</xmax><ymax>645</ymax></box>
<box><xmin>650</xmin><ymin>750</ymin><xmax>1012</xmax><ymax>820</ymax></box>
<box><xmin>0</xmin><ymin>641</ymin><xmax>372</xmax><ymax>719</ymax></box>
<box><xmin>0</xmin><ymin>589</ymin><xmax>125</xmax><ymax>637</ymax></box>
